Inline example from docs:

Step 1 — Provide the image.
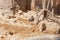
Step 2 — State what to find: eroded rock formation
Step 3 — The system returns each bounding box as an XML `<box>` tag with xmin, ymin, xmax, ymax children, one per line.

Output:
<box><xmin>0</xmin><ymin>0</ymin><xmax>60</xmax><ymax>40</ymax></box>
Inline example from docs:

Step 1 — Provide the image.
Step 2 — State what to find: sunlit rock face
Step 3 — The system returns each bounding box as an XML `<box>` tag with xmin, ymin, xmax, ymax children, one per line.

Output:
<box><xmin>0</xmin><ymin>0</ymin><xmax>12</xmax><ymax>9</ymax></box>
<box><xmin>0</xmin><ymin>0</ymin><xmax>13</xmax><ymax>15</ymax></box>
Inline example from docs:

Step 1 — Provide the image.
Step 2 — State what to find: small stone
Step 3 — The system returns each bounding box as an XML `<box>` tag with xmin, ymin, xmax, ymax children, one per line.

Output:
<box><xmin>1</xmin><ymin>36</ymin><xmax>4</xmax><ymax>38</ymax></box>
<box><xmin>42</xmin><ymin>23</ymin><xmax>46</xmax><ymax>32</ymax></box>
<box><xmin>58</xmin><ymin>29</ymin><xmax>60</xmax><ymax>34</ymax></box>
<box><xmin>29</xmin><ymin>16</ymin><xmax>34</xmax><ymax>21</ymax></box>
<box><xmin>9</xmin><ymin>32</ymin><xmax>14</xmax><ymax>35</ymax></box>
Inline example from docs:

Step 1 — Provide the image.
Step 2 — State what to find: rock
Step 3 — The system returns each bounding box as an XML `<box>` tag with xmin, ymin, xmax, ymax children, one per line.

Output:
<box><xmin>29</xmin><ymin>16</ymin><xmax>34</xmax><ymax>21</ymax></box>
<box><xmin>42</xmin><ymin>23</ymin><xmax>46</xmax><ymax>32</ymax></box>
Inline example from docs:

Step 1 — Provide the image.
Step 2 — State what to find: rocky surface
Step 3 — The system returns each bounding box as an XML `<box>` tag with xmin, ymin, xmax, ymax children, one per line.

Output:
<box><xmin>0</xmin><ymin>10</ymin><xmax>60</xmax><ymax>40</ymax></box>
<box><xmin>0</xmin><ymin>0</ymin><xmax>60</xmax><ymax>40</ymax></box>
